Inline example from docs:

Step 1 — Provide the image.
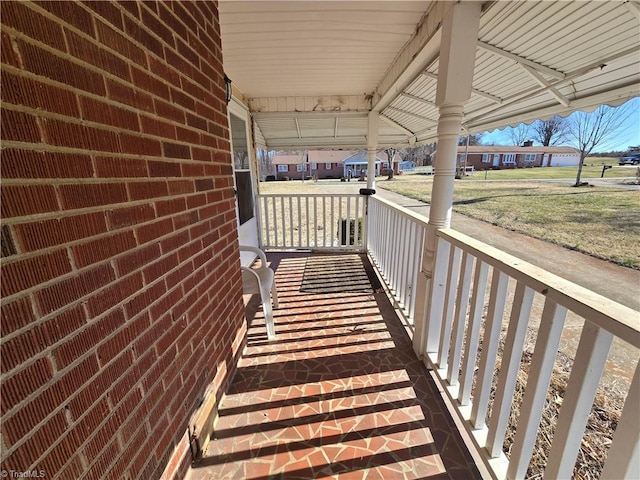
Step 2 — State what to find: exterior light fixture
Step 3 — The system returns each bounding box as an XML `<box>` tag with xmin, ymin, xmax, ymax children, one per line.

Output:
<box><xmin>224</xmin><ymin>74</ymin><xmax>232</xmax><ymax>105</ymax></box>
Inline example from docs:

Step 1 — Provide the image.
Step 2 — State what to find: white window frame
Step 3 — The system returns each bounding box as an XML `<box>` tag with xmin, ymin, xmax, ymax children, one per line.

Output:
<box><xmin>296</xmin><ymin>164</ymin><xmax>307</xmax><ymax>172</ymax></box>
<box><xmin>277</xmin><ymin>164</ymin><xmax>288</xmax><ymax>172</ymax></box>
<box><xmin>482</xmin><ymin>154</ymin><xmax>491</xmax><ymax>163</ymax></box>
<box><xmin>326</xmin><ymin>162</ymin><xmax>332</xmax><ymax>169</ymax></box>
<box><xmin>503</xmin><ymin>153</ymin><xmax>516</xmax><ymax>164</ymax></box>
<box><xmin>310</xmin><ymin>162</ymin><xmax>317</xmax><ymax>170</ymax></box>
<box><xmin>524</xmin><ymin>154</ymin><xmax>536</xmax><ymax>162</ymax></box>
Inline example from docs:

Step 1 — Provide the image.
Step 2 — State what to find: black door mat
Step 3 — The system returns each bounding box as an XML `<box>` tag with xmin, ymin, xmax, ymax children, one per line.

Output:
<box><xmin>300</xmin><ymin>254</ymin><xmax>383</xmax><ymax>294</ymax></box>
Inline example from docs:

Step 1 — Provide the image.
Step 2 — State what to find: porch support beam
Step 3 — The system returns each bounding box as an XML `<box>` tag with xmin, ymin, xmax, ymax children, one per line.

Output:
<box><xmin>521</xmin><ymin>64</ymin><xmax>571</xmax><ymax>107</ymax></box>
<box><xmin>414</xmin><ymin>1</ymin><xmax>482</xmax><ymax>356</ymax></box>
<box><xmin>367</xmin><ymin>112</ymin><xmax>379</xmax><ymax>190</ymax></box>
<box><xmin>422</xmin><ymin>71</ymin><xmax>503</xmax><ymax>105</ymax></box>
<box><xmin>386</xmin><ymin>107</ymin><xmax>437</xmax><ymax>124</ymax></box>
<box><xmin>477</xmin><ymin>40</ymin><xmax>565</xmax><ymax>80</ymax></box>
<box><xmin>380</xmin><ymin>114</ymin><xmax>415</xmax><ymax>138</ymax></box>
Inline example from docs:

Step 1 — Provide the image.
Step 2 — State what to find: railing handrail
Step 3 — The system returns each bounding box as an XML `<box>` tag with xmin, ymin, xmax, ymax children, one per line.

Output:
<box><xmin>257</xmin><ymin>193</ymin><xmax>363</xmax><ymax>199</ymax></box>
<box><xmin>438</xmin><ymin>227</ymin><xmax>640</xmax><ymax>348</ymax></box>
<box><xmin>369</xmin><ymin>194</ymin><xmax>430</xmax><ymax>227</ymax></box>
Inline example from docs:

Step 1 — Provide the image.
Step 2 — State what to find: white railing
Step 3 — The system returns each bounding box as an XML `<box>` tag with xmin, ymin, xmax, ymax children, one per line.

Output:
<box><xmin>258</xmin><ymin>191</ymin><xmax>639</xmax><ymax>479</ymax></box>
<box><xmin>416</xmin><ymin>227</ymin><xmax>640</xmax><ymax>480</ymax></box>
<box><xmin>256</xmin><ymin>194</ymin><xmax>366</xmax><ymax>250</ymax></box>
<box><xmin>367</xmin><ymin>196</ymin><xmax>426</xmax><ymax>325</ymax></box>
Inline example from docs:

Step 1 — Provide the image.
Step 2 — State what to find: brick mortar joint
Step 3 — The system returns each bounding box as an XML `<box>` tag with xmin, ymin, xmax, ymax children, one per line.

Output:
<box><xmin>0</xmin><ymin>140</ymin><xmax>232</xmax><ymax>164</ymax></box>
<box><xmin>0</xmin><ymin>100</ymin><xmax>228</xmax><ymax>149</ymax></box>
<box><xmin>0</xmin><ymin>223</ymin><xmax>238</xmax><ymax>345</ymax></box>
<box><xmin>1</xmin><ymin>55</ymin><xmax>227</xmax><ymax>129</ymax></box>
<box><xmin>0</xmin><ymin>186</ymin><xmax>233</xmax><ymax>227</ymax></box>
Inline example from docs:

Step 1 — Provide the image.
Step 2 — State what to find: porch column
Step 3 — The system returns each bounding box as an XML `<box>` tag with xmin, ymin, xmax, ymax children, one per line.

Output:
<box><xmin>413</xmin><ymin>1</ymin><xmax>482</xmax><ymax>356</ymax></box>
<box><xmin>366</xmin><ymin>111</ymin><xmax>379</xmax><ymax>190</ymax></box>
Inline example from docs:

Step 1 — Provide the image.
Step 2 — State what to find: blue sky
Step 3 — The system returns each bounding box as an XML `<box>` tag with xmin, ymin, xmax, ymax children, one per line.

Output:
<box><xmin>480</xmin><ymin>97</ymin><xmax>640</xmax><ymax>153</ymax></box>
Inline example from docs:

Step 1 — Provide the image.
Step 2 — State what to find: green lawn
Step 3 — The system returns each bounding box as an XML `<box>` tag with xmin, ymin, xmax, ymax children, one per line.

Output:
<box><xmin>379</xmin><ymin>171</ymin><xmax>640</xmax><ymax>269</ymax></box>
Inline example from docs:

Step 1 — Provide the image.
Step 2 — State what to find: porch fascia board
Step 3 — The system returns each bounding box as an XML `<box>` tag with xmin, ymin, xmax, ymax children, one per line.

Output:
<box><xmin>252</xmin><ymin>111</ymin><xmax>368</xmax><ymax>120</ymax></box>
<box><xmin>259</xmin><ymin>135</ymin><xmax>408</xmax><ymax>150</ymax></box>
<box><xmin>248</xmin><ymin>95</ymin><xmax>371</xmax><ymax>114</ymax></box>
<box><xmin>464</xmin><ymin>82</ymin><xmax>640</xmax><ymax>134</ymax></box>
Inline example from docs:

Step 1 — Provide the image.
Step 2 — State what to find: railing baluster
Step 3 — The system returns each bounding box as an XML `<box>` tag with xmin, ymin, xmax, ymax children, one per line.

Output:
<box><xmin>425</xmin><ymin>236</ymin><xmax>451</xmax><ymax>356</ymax></box>
<box><xmin>458</xmin><ymin>259</ymin><xmax>490</xmax><ymax>406</ymax></box>
<box><xmin>396</xmin><ymin>215</ymin><xmax>407</xmax><ymax>308</ymax></box>
<box><xmin>400</xmin><ymin>219</ymin><xmax>414</xmax><ymax>310</ymax></box>
<box><xmin>600</xmin><ymin>362</ymin><xmax>640</xmax><ymax>480</ymax></box>
<box><xmin>262</xmin><ymin>196</ymin><xmax>270</xmax><ymax>247</ymax></box>
<box><xmin>354</xmin><ymin>196</ymin><xmax>359</xmax><ymax>246</ymax></box>
<box><xmin>486</xmin><ymin>282</ymin><xmax>535</xmax><ymax>458</ymax></box>
<box><xmin>437</xmin><ymin>245</ymin><xmax>462</xmax><ymax>369</ymax></box>
<box><xmin>297</xmin><ymin>196</ymin><xmax>302</xmax><ymax>247</ymax></box>
<box><xmin>305</xmin><ymin>197</ymin><xmax>311</xmax><ymax>248</ymax></box>
<box><xmin>279</xmin><ymin>195</ymin><xmax>284</xmax><ymax>248</ymax></box>
<box><xmin>313</xmin><ymin>196</ymin><xmax>318</xmax><ymax>247</ymax></box>
<box><xmin>471</xmin><ymin>269</ymin><xmax>509</xmax><ymax>428</ymax></box>
<box><xmin>410</xmin><ymin>223</ymin><xmax>425</xmax><ymax>324</ymax></box>
<box><xmin>320</xmin><ymin>195</ymin><xmax>327</xmax><ymax>247</ymax></box>
<box><xmin>545</xmin><ymin>321</ymin><xmax>613</xmax><ymax>479</ymax></box>
<box><xmin>447</xmin><ymin>251</ymin><xmax>475</xmax><ymax>386</ymax></box>
<box><xmin>507</xmin><ymin>300</ymin><xmax>567</xmax><ymax>480</ymax></box>
<box><xmin>272</xmin><ymin>196</ymin><xmax>278</xmax><ymax>247</ymax></box>
<box><xmin>288</xmin><ymin>196</ymin><xmax>293</xmax><ymax>247</ymax></box>
<box><xmin>330</xmin><ymin>196</ymin><xmax>335</xmax><ymax>247</ymax></box>
<box><xmin>389</xmin><ymin>210</ymin><xmax>398</xmax><ymax>293</ymax></box>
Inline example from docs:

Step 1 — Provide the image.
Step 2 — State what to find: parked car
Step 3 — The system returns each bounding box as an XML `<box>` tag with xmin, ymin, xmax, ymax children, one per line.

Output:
<box><xmin>618</xmin><ymin>153</ymin><xmax>640</xmax><ymax>165</ymax></box>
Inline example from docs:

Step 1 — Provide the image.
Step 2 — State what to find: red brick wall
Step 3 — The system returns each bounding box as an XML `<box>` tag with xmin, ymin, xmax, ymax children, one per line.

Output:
<box><xmin>0</xmin><ymin>2</ymin><xmax>246</xmax><ymax>478</ymax></box>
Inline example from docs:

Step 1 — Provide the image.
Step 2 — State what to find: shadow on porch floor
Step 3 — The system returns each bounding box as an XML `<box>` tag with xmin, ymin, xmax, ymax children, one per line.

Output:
<box><xmin>187</xmin><ymin>252</ymin><xmax>482</xmax><ymax>480</ymax></box>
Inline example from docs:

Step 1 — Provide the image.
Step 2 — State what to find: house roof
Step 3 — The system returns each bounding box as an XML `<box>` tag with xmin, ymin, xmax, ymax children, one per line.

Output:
<box><xmin>272</xmin><ymin>154</ymin><xmax>306</xmax><ymax>165</ymax></box>
<box><xmin>219</xmin><ymin>1</ymin><xmax>639</xmax><ymax>150</ymax></box>
<box><xmin>308</xmin><ymin>151</ymin><xmax>355</xmax><ymax>163</ymax></box>
<box><xmin>343</xmin><ymin>151</ymin><xmax>383</xmax><ymax>164</ymax></box>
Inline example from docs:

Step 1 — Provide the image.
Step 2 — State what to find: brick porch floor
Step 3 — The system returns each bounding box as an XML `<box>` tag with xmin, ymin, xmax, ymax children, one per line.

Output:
<box><xmin>186</xmin><ymin>252</ymin><xmax>482</xmax><ymax>480</ymax></box>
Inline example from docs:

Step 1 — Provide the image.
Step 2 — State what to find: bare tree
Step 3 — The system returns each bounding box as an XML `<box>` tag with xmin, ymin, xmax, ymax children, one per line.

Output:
<box><xmin>257</xmin><ymin>149</ymin><xmax>274</xmax><ymax>179</ymax></box>
<box><xmin>508</xmin><ymin>123</ymin><xmax>531</xmax><ymax>146</ymax></box>
<box><xmin>569</xmin><ymin>104</ymin><xmax>632</xmax><ymax>186</ymax></box>
<box><xmin>458</xmin><ymin>133</ymin><xmax>483</xmax><ymax>146</ymax></box>
<box><xmin>399</xmin><ymin>144</ymin><xmax>434</xmax><ymax>166</ymax></box>
<box><xmin>384</xmin><ymin>147</ymin><xmax>398</xmax><ymax>179</ymax></box>
<box><xmin>533</xmin><ymin>115</ymin><xmax>569</xmax><ymax>146</ymax></box>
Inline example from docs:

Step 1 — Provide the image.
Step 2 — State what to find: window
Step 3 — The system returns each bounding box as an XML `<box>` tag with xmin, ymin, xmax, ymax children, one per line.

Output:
<box><xmin>458</xmin><ymin>153</ymin><xmax>467</xmax><ymax>162</ymax></box>
<box><xmin>482</xmin><ymin>154</ymin><xmax>491</xmax><ymax>163</ymax></box>
<box><xmin>296</xmin><ymin>164</ymin><xmax>307</xmax><ymax>172</ymax></box>
<box><xmin>503</xmin><ymin>154</ymin><xmax>516</xmax><ymax>164</ymax></box>
<box><xmin>310</xmin><ymin>162</ymin><xmax>317</xmax><ymax>170</ymax></box>
<box><xmin>326</xmin><ymin>162</ymin><xmax>332</xmax><ymax>169</ymax></box>
<box><xmin>524</xmin><ymin>154</ymin><xmax>536</xmax><ymax>163</ymax></box>
<box><xmin>277</xmin><ymin>165</ymin><xmax>288</xmax><ymax>172</ymax></box>
<box><xmin>229</xmin><ymin>113</ymin><xmax>253</xmax><ymax>225</ymax></box>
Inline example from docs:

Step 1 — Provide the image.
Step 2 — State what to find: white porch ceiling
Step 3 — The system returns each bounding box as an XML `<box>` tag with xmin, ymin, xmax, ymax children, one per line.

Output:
<box><xmin>219</xmin><ymin>1</ymin><xmax>640</xmax><ymax>150</ymax></box>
